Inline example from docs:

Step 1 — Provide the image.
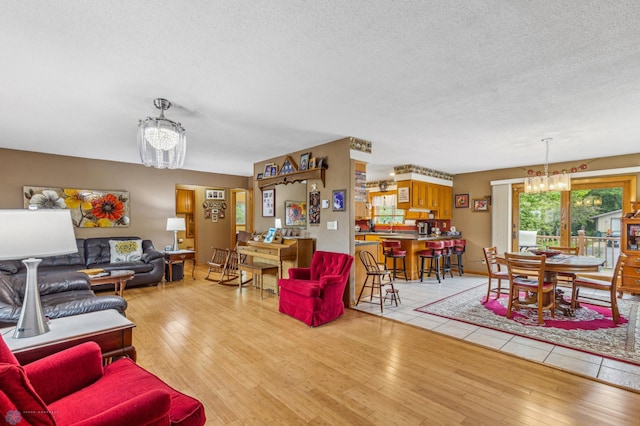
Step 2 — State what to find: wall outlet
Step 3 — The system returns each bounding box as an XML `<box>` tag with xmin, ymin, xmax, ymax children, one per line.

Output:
<box><xmin>327</xmin><ymin>220</ymin><xmax>338</xmax><ymax>230</ymax></box>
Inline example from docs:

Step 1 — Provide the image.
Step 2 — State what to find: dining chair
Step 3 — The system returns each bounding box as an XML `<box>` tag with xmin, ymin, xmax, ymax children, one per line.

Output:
<box><xmin>506</xmin><ymin>252</ymin><xmax>555</xmax><ymax>324</ymax></box>
<box><xmin>572</xmin><ymin>253</ymin><xmax>626</xmax><ymax>323</ymax></box>
<box><xmin>553</xmin><ymin>246</ymin><xmax>579</xmax><ymax>288</ymax></box>
<box><xmin>482</xmin><ymin>247</ymin><xmax>509</xmax><ymax>303</ymax></box>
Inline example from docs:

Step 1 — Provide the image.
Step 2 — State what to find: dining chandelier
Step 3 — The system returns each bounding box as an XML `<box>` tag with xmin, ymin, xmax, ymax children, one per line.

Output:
<box><xmin>524</xmin><ymin>138</ymin><xmax>571</xmax><ymax>193</ymax></box>
<box><xmin>138</xmin><ymin>98</ymin><xmax>186</xmax><ymax>169</ymax></box>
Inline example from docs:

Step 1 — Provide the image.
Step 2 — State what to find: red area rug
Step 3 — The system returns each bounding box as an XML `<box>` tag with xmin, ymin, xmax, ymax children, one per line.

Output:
<box><xmin>415</xmin><ymin>285</ymin><xmax>640</xmax><ymax>365</ymax></box>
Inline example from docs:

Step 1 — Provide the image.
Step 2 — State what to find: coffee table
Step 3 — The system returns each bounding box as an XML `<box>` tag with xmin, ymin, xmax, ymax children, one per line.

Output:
<box><xmin>88</xmin><ymin>270</ymin><xmax>135</xmax><ymax>297</ymax></box>
<box><xmin>1</xmin><ymin>309</ymin><xmax>136</xmax><ymax>365</ymax></box>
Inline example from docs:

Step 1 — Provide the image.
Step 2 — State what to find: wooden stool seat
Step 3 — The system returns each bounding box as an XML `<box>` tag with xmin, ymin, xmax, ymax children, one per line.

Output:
<box><xmin>237</xmin><ymin>261</ymin><xmax>279</xmax><ymax>299</ymax></box>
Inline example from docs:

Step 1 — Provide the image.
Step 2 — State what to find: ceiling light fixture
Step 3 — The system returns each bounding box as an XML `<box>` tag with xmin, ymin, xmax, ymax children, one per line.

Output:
<box><xmin>524</xmin><ymin>138</ymin><xmax>571</xmax><ymax>193</ymax></box>
<box><xmin>138</xmin><ymin>98</ymin><xmax>186</xmax><ymax>169</ymax></box>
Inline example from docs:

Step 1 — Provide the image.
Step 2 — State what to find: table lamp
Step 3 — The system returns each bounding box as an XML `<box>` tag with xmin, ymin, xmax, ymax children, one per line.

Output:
<box><xmin>166</xmin><ymin>217</ymin><xmax>186</xmax><ymax>251</ymax></box>
<box><xmin>0</xmin><ymin>209</ymin><xmax>78</xmax><ymax>338</ymax></box>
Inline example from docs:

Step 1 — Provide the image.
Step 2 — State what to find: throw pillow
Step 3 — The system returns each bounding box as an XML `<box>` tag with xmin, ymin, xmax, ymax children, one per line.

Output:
<box><xmin>109</xmin><ymin>240</ymin><xmax>143</xmax><ymax>263</ymax></box>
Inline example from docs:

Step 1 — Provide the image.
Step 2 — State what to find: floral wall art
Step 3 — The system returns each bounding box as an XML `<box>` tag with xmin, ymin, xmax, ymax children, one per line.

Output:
<box><xmin>24</xmin><ymin>186</ymin><xmax>130</xmax><ymax>227</ymax></box>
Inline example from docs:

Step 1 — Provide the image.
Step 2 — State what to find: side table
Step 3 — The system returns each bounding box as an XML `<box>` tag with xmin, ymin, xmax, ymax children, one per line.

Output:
<box><xmin>163</xmin><ymin>250</ymin><xmax>196</xmax><ymax>281</ymax></box>
<box><xmin>1</xmin><ymin>309</ymin><xmax>136</xmax><ymax>365</ymax></box>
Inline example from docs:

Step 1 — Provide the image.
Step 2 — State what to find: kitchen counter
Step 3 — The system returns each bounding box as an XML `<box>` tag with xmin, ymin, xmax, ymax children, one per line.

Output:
<box><xmin>354</xmin><ymin>233</ymin><xmax>463</xmax><ymax>280</ymax></box>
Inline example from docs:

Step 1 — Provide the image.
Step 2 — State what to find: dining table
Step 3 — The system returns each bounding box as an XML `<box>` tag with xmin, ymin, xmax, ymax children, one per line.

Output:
<box><xmin>499</xmin><ymin>252</ymin><xmax>606</xmax><ymax>316</ymax></box>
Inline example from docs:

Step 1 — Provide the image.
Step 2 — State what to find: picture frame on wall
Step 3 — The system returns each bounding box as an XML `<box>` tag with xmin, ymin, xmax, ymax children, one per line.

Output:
<box><xmin>285</xmin><ymin>200</ymin><xmax>307</xmax><ymax>227</ymax></box>
<box><xmin>308</xmin><ymin>157</ymin><xmax>316</xmax><ymax>169</ymax></box>
<box><xmin>473</xmin><ymin>199</ymin><xmax>489</xmax><ymax>212</ymax></box>
<box><xmin>205</xmin><ymin>189</ymin><xmax>224</xmax><ymax>200</ymax></box>
<box><xmin>309</xmin><ymin>190</ymin><xmax>320</xmax><ymax>225</ymax></box>
<box><xmin>332</xmin><ymin>189</ymin><xmax>346</xmax><ymax>211</ymax></box>
<box><xmin>455</xmin><ymin>193</ymin><xmax>470</xmax><ymax>208</ymax></box>
<box><xmin>262</xmin><ymin>189</ymin><xmax>275</xmax><ymax>217</ymax></box>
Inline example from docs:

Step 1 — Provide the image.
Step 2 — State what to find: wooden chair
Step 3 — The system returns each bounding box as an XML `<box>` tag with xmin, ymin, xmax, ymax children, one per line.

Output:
<box><xmin>572</xmin><ymin>253</ymin><xmax>626</xmax><ymax>323</ymax></box>
<box><xmin>553</xmin><ymin>246</ymin><xmax>579</xmax><ymax>288</ymax></box>
<box><xmin>482</xmin><ymin>247</ymin><xmax>509</xmax><ymax>303</ymax></box>
<box><xmin>356</xmin><ymin>250</ymin><xmax>396</xmax><ymax>313</ymax></box>
<box><xmin>506</xmin><ymin>252</ymin><xmax>555</xmax><ymax>324</ymax></box>
<box><xmin>205</xmin><ymin>247</ymin><xmax>230</xmax><ymax>282</ymax></box>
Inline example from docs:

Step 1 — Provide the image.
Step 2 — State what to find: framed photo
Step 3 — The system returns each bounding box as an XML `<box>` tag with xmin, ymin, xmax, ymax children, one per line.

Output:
<box><xmin>270</xmin><ymin>165</ymin><xmax>278</xmax><ymax>176</ymax></box>
<box><xmin>308</xmin><ymin>157</ymin><xmax>316</xmax><ymax>169</ymax></box>
<box><xmin>211</xmin><ymin>214</ymin><xmax>218</xmax><ymax>223</ymax></box>
<box><xmin>455</xmin><ymin>193</ymin><xmax>470</xmax><ymax>208</ymax></box>
<box><xmin>264</xmin><ymin>163</ymin><xmax>274</xmax><ymax>177</ymax></box>
<box><xmin>257</xmin><ymin>173</ymin><xmax>264</xmax><ymax>179</ymax></box>
<box><xmin>285</xmin><ymin>200</ymin><xmax>307</xmax><ymax>227</ymax></box>
<box><xmin>309</xmin><ymin>191</ymin><xmax>320</xmax><ymax>225</ymax></box>
<box><xmin>205</xmin><ymin>189</ymin><xmax>224</xmax><ymax>200</ymax></box>
<box><xmin>473</xmin><ymin>199</ymin><xmax>489</xmax><ymax>212</ymax></box>
<box><xmin>299</xmin><ymin>152</ymin><xmax>310</xmax><ymax>171</ymax></box>
<box><xmin>262</xmin><ymin>189</ymin><xmax>275</xmax><ymax>217</ymax></box>
<box><xmin>332</xmin><ymin>189</ymin><xmax>346</xmax><ymax>211</ymax></box>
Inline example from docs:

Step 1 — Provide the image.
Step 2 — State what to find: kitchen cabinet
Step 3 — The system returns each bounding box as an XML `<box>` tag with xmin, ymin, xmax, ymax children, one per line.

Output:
<box><xmin>396</xmin><ymin>180</ymin><xmax>452</xmax><ymax>219</ymax></box>
<box><xmin>439</xmin><ymin>186</ymin><xmax>452</xmax><ymax>219</ymax></box>
<box><xmin>176</xmin><ymin>189</ymin><xmax>194</xmax><ymax>213</ymax></box>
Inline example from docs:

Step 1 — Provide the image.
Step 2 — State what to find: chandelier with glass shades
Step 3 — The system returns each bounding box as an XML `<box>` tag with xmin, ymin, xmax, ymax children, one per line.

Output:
<box><xmin>138</xmin><ymin>98</ymin><xmax>186</xmax><ymax>169</ymax></box>
<box><xmin>524</xmin><ymin>138</ymin><xmax>571</xmax><ymax>193</ymax></box>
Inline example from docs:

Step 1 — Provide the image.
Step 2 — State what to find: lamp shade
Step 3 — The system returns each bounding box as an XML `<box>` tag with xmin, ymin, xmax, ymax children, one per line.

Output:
<box><xmin>0</xmin><ymin>210</ymin><xmax>77</xmax><ymax>260</ymax></box>
<box><xmin>166</xmin><ymin>217</ymin><xmax>186</xmax><ymax>232</ymax></box>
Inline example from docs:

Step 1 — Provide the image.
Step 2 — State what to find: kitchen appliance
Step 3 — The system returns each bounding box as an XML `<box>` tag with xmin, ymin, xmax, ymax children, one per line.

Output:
<box><xmin>417</xmin><ymin>222</ymin><xmax>431</xmax><ymax>235</ymax></box>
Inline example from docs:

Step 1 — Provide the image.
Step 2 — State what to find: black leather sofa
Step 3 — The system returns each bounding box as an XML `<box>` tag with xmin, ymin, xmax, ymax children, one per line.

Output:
<box><xmin>0</xmin><ymin>272</ymin><xmax>127</xmax><ymax>328</ymax></box>
<box><xmin>0</xmin><ymin>237</ymin><xmax>165</xmax><ymax>289</ymax></box>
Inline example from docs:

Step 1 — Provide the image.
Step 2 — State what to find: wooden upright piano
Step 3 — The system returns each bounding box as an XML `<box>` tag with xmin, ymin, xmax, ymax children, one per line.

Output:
<box><xmin>237</xmin><ymin>238</ymin><xmax>314</xmax><ymax>293</ymax></box>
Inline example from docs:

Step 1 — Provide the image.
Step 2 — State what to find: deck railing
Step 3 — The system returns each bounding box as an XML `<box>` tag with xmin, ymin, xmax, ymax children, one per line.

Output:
<box><xmin>536</xmin><ymin>230</ymin><xmax>619</xmax><ymax>268</ymax></box>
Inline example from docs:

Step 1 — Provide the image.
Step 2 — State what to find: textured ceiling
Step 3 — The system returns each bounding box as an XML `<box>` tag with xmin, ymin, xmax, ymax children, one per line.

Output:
<box><xmin>1</xmin><ymin>1</ymin><xmax>640</xmax><ymax>181</ymax></box>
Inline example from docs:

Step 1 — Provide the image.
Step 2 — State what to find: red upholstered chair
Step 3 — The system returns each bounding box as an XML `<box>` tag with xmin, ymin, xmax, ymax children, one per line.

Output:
<box><xmin>0</xmin><ymin>338</ymin><xmax>205</xmax><ymax>426</ymax></box>
<box><xmin>278</xmin><ymin>251</ymin><xmax>354</xmax><ymax>327</ymax></box>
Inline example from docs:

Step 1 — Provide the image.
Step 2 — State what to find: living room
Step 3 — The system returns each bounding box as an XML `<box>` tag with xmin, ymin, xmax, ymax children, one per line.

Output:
<box><xmin>4</xmin><ymin>1</ymin><xmax>640</xmax><ymax>424</ymax></box>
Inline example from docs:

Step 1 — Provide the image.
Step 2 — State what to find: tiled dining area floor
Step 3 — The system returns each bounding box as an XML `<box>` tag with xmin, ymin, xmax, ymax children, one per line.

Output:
<box><xmin>351</xmin><ymin>273</ymin><xmax>640</xmax><ymax>392</ymax></box>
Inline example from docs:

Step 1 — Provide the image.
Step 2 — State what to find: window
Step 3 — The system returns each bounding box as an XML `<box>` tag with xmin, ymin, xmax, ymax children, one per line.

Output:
<box><xmin>371</xmin><ymin>194</ymin><xmax>405</xmax><ymax>225</ymax></box>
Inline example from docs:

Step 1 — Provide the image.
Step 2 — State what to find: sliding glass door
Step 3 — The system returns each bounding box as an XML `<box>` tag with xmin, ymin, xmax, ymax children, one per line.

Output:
<box><xmin>512</xmin><ymin>176</ymin><xmax>634</xmax><ymax>267</ymax></box>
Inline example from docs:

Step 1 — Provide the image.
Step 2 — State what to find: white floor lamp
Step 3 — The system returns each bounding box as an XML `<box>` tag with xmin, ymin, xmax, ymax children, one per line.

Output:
<box><xmin>0</xmin><ymin>209</ymin><xmax>78</xmax><ymax>338</ymax></box>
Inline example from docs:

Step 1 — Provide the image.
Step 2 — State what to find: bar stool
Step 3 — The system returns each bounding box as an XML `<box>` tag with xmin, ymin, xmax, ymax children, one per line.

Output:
<box><xmin>450</xmin><ymin>239</ymin><xmax>466</xmax><ymax>276</ymax></box>
<box><xmin>418</xmin><ymin>241</ymin><xmax>444</xmax><ymax>283</ymax></box>
<box><xmin>382</xmin><ymin>240</ymin><xmax>408</xmax><ymax>281</ymax></box>
<box><xmin>441</xmin><ymin>240</ymin><xmax>454</xmax><ymax>279</ymax></box>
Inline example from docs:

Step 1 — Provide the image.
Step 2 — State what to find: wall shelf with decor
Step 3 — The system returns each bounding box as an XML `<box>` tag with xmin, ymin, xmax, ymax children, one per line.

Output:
<box><xmin>257</xmin><ymin>168</ymin><xmax>325</xmax><ymax>190</ymax></box>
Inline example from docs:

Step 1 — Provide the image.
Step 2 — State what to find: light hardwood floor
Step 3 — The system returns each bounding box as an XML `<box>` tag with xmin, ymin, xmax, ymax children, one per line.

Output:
<box><xmin>120</xmin><ymin>266</ymin><xmax>640</xmax><ymax>425</ymax></box>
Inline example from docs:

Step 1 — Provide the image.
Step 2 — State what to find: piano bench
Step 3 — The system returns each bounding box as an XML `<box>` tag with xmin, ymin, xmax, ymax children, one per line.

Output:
<box><xmin>237</xmin><ymin>262</ymin><xmax>279</xmax><ymax>298</ymax></box>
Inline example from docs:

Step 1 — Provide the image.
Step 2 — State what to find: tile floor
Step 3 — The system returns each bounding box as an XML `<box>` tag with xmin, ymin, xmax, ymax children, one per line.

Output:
<box><xmin>351</xmin><ymin>272</ymin><xmax>640</xmax><ymax>392</ymax></box>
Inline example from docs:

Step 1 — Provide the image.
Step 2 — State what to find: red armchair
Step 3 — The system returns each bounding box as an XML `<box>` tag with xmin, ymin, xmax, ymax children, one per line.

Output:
<box><xmin>0</xmin><ymin>338</ymin><xmax>205</xmax><ymax>425</ymax></box>
<box><xmin>278</xmin><ymin>251</ymin><xmax>354</xmax><ymax>326</ymax></box>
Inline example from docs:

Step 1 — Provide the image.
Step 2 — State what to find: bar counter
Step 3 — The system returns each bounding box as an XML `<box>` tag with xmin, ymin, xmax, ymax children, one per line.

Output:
<box><xmin>355</xmin><ymin>232</ymin><xmax>462</xmax><ymax>280</ymax></box>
